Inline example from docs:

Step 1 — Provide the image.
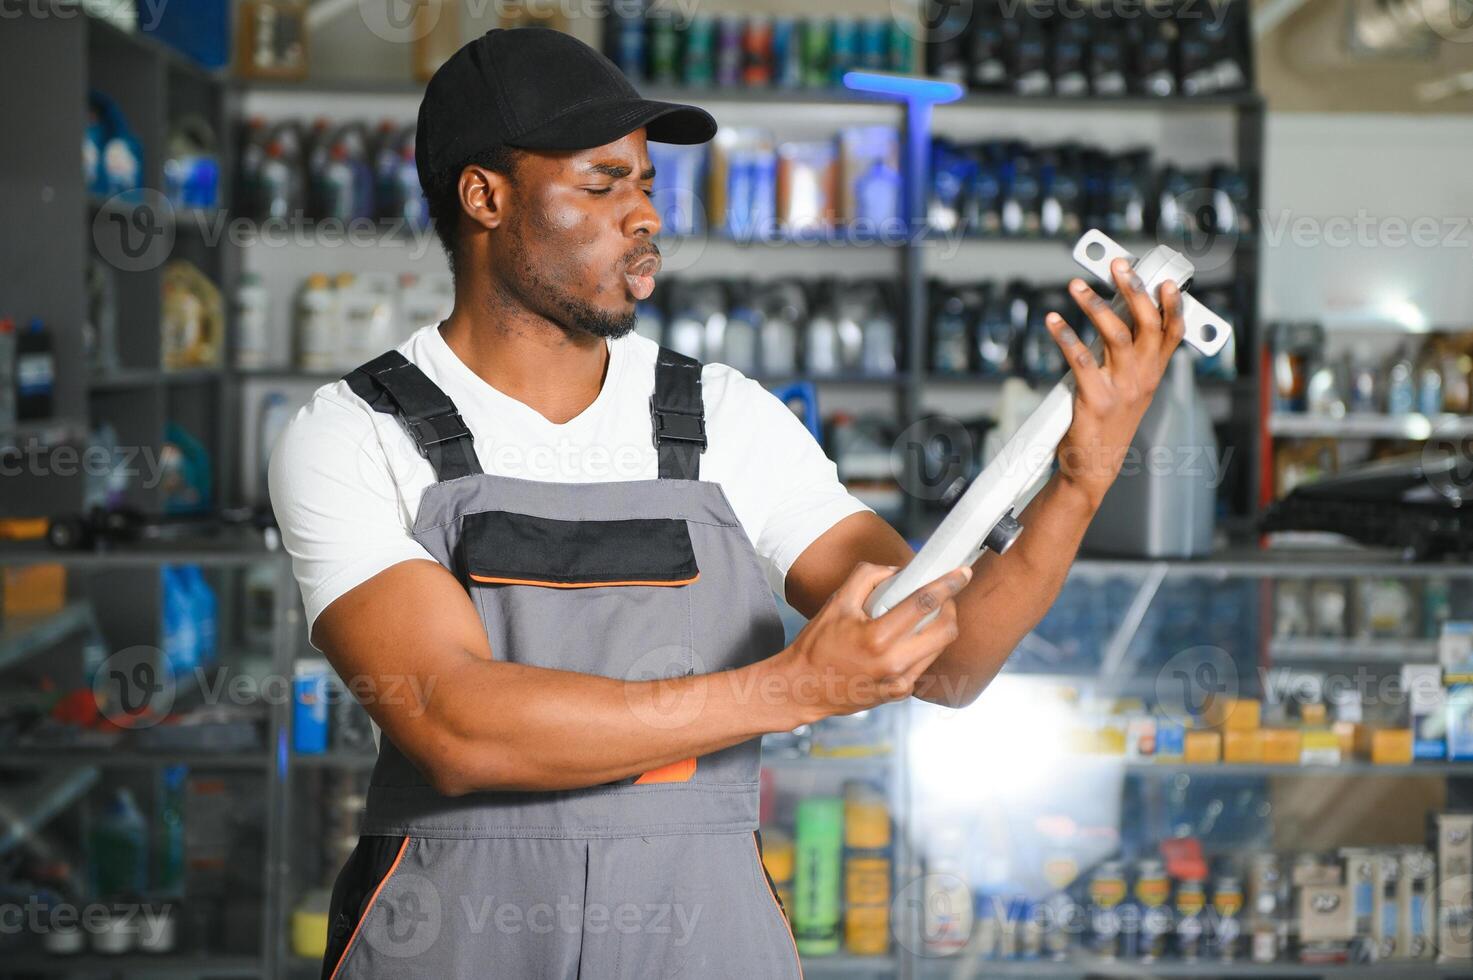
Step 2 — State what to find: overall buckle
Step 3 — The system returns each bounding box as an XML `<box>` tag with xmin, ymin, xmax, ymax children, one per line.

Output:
<box><xmin>406</xmin><ymin>411</ymin><xmax>471</xmax><ymax>453</ymax></box>
<box><xmin>650</xmin><ymin>397</ymin><xmax>707</xmax><ymax>451</ymax></box>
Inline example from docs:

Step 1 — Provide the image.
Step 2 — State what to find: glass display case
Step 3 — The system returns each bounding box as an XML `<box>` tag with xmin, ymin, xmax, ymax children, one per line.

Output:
<box><xmin>762</xmin><ymin>549</ymin><xmax>1473</xmax><ymax>979</ymax></box>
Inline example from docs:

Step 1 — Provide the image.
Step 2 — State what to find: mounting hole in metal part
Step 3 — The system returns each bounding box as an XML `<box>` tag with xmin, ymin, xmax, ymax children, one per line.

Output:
<box><xmin>1200</xmin><ymin>323</ymin><xmax>1217</xmax><ymax>343</ymax></box>
<box><xmin>1085</xmin><ymin>241</ymin><xmax>1106</xmax><ymax>261</ymax></box>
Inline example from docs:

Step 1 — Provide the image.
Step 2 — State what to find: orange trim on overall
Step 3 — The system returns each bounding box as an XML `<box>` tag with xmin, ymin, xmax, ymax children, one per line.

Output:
<box><xmin>328</xmin><ymin>836</ymin><xmax>411</xmax><ymax>980</ymax></box>
<box><xmin>752</xmin><ymin>832</ymin><xmax>804</xmax><ymax>979</ymax></box>
<box><xmin>469</xmin><ymin>573</ymin><xmax>700</xmax><ymax>589</ymax></box>
<box><xmin>634</xmin><ymin>756</ymin><xmax>697</xmax><ymax>784</ymax></box>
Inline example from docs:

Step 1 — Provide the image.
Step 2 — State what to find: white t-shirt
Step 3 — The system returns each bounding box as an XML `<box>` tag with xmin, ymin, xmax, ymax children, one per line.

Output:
<box><xmin>269</xmin><ymin>324</ymin><xmax>872</xmax><ymax>638</ymax></box>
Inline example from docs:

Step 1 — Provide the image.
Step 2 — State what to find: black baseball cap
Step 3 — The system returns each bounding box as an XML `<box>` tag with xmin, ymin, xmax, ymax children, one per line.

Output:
<box><xmin>416</xmin><ymin>27</ymin><xmax>716</xmax><ymax>187</ymax></box>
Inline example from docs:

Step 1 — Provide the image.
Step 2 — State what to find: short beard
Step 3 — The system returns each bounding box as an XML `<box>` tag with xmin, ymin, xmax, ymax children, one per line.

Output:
<box><xmin>502</xmin><ymin>226</ymin><xmax>638</xmax><ymax>341</ymax></box>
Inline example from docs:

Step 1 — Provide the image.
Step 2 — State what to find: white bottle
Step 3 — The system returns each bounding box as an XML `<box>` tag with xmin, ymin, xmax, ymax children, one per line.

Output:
<box><xmin>335</xmin><ymin>272</ymin><xmax>397</xmax><ymax>369</ymax></box>
<box><xmin>234</xmin><ymin>272</ymin><xmax>271</xmax><ymax>369</ymax></box>
<box><xmin>295</xmin><ymin>274</ymin><xmax>338</xmax><ymax>371</ymax></box>
<box><xmin>397</xmin><ymin>272</ymin><xmax>454</xmax><ymax>345</ymax></box>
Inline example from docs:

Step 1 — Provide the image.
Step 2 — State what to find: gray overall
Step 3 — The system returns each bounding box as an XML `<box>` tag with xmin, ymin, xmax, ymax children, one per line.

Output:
<box><xmin>321</xmin><ymin>347</ymin><xmax>804</xmax><ymax>979</ymax></box>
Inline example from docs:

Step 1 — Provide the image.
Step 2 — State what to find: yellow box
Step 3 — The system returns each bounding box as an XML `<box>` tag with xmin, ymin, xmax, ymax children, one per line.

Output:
<box><xmin>2</xmin><ymin>564</ymin><xmax>65</xmax><ymax>618</ymax></box>
<box><xmin>1301</xmin><ymin>729</ymin><xmax>1343</xmax><ymax>765</ymax></box>
<box><xmin>1185</xmin><ymin>731</ymin><xmax>1222</xmax><ymax>764</ymax></box>
<box><xmin>1300</xmin><ymin>703</ymin><xmax>1328</xmax><ymax>727</ymax></box>
<box><xmin>845</xmin><ymin>907</ymin><xmax>890</xmax><ymax>956</ymax></box>
<box><xmin>1224</xmin><ymin>729</ymin><xmax>1265</xmax><ymax>764</ymax></box>
<box><xmin>1206</xmin><ymin>697</ymin><xmax>1261</xmax><ymax>731</ymax></box>
<box><xmin>1262</xmin><ymin>729</ymin><xmax>1303</xmax><ymax>765</ymax></box>
<box><xmin>1371</xmin><ymin>729</ymin><xmax>1414</xmax><ymax>766</ymax></box>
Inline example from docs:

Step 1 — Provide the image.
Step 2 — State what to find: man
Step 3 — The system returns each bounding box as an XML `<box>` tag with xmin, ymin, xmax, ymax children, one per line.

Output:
<box><xmin>269</xmin><ymin>27</ymin><xmax>1186</xmax><ymax>980</ymax></box>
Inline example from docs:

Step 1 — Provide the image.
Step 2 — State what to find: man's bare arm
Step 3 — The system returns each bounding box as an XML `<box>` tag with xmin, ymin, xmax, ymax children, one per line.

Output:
<box><xmin>314</xmin><ymin>555</ymin><xmax>967</xmax><ymax>796</ymax></box>
<box><xmin>786</xmin><ymin>263</ymin><xmax>1188</xmax><ymax>709</ymax></box>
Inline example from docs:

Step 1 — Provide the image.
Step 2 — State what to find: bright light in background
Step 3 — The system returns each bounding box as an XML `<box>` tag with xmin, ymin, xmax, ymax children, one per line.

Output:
<box><xmin>1377</xmin><ymin>295</ymin><xmax>1428</xmax><ymax>332</ymax></box>
<box><xmin>908</xmin><ymin>676</ymin><xmax>1125</xmax><ymax>898</ymax></box>
<box><xmin>909</xmin><ymin>677</ymin><xmax>1076</xmax><ymax>809</ymax></box>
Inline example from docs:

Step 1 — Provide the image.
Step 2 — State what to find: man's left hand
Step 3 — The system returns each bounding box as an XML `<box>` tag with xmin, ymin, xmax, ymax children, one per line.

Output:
<box><xmin>1044</xmin><ymin>256</ymin><xmax>1189</xmax><ymax>508</ymax></box>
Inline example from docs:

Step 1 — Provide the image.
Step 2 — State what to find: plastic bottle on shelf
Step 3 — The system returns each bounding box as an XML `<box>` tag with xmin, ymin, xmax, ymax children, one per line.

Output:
<box><xmin>16</xmin><ymin>317</ymin><xmax>54</xmax><ymax>421</ymax></box>
<box><xmin>234</xmin><ymin>272</ymin><xmax>271</xmax><ymax>369</ymax></box>
<box><xmin>258</xmin><ymin>391</ymin><xmax>292</xmax><ymax>502</ymax></box>
<box><xmin>1385</xmin><ymin>344</ymin><xmax>1415</xmax><ymax>415</ymax></box>
<box><xmin>295</xmin><ymin>274</ymin><xmax>338</xmax><ymax>371</ymax></box>
<box><xmin>90</xmin><ymin>788</ymin><xmax>148</xmax><ymax>899</ymax></box>
<box><xmin>154</xmin><ymin>765</ymin><xmax>187</xmax><ymax>896</ymax></box>
<box><xmin>335</xmin><ymin>272</ymin><xmax>397</xmax><ymax>369</ymax></box>
<box><xmin>258</xmin><ymin>140</ymin><xmax>297</xmax><ymax>220</ymax></box>
<box><xmin>1416</xmin><ymin>337</ymin><xmax>1445</xmax><ymax>416</ymax></box>
<box><xmin>397</xmin><ymin>272</ymin><xmax>453</xmax><ymax>344</ymax></box>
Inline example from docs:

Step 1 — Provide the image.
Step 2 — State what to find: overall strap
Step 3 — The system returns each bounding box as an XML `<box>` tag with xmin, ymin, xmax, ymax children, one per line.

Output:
<box><xmin>344</xmin><ymin>351</ymin><xmax>483</xmax><ymax>482</ymax></box>
<box><xmin>650</xmin><ymin>347</ymin><xmax>706</xmax><ymax>480</ymax></box>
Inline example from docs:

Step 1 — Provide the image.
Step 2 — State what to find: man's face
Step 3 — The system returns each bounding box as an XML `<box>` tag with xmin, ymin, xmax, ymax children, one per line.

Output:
<box><xmin>493</xmin><ymin>129</ymin><xmax>663</xmax><ymax>340</ymax></box>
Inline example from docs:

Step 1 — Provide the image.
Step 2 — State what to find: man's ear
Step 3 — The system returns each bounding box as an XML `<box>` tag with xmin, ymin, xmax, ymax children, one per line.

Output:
<box><xmin>459</xmin><ymin>165</ymin><xmax>511</xmax><ymax>232</ymax></box>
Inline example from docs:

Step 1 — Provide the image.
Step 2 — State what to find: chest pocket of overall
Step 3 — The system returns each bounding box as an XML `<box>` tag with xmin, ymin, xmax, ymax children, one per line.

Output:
<box><xmin>458</xmin><ymin>509</ymin><xmax>699</xmax><ymax>684</ymax></box>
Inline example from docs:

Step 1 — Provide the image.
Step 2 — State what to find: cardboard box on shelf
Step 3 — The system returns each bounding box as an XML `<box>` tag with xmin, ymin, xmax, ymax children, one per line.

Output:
<box><xmin>1437</xmin><ymin>813</ymin><xmax>1473</xmax><ymax>962</ymax></box>
<box><xmin>1185</xmin><ymin>730</ymin><xmax>1222</xmax><ymax>764</ymax></box>
<box><xmin>1224</xmin><ymin>728</ymin><xmax>1265</xmax><ymax>764</ymax></box>
<box><xmin>1400</xmin><ymin>848</ymin><xmax>1435</xmax><ymax>960</ymax></box>
<box><xmin>1441</xmin><ymin>621</ymin><xmax>1473</xmax><ymax>683</ymax></box>
<box><xmin>1</xmin><ymin>563</ymin><xmax>66</xmax><ymax>618</ymax></box>
<box><xmin>1370</xmin><ymin>729</ymin><xmax>1414</xmax><ymax>766</ymax></box>
<box><xmin>1404</xmin><ymin>664</ymin><xmax>1447</xmax><ymax>760</ymax></box>
<box><xmin>1301</xmin><ymin>702</ymin><xmax>1328</xmax><ymax>727</ymax></box>
<box><xmin>1262</xmin><ymin>728</ymin><xmax>1303</xmax><ymax>766</ymax></box>
<box><xmin>1447</xmin><ymin>685</ymin><xmax>1473</xmax><ymax>761</ymax></box>
<box><xmin>1373</xmin><ymin>851</ymin><xmax>1400</xmax><ymax>960</ymax></box>
<box><xmin>1206</xmin><ymin>696</ymin><xmax>1261</xmax><ymax>731</ymax></box>
<box><xmin>1301</xmin><ymin>729</ymin><xmax>1342</xmax><ymax>766</ymax></box>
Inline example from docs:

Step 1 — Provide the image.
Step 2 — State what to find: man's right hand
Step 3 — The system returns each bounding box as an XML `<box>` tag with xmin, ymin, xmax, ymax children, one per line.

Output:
<box><xmin>773</xmin><ymin>561</ymin><xmax>969</xmax><ymax>723</ymax></box>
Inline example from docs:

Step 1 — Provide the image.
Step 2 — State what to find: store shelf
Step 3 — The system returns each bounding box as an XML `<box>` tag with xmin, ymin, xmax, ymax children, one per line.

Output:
<box><xmin>0</xmin><ymin>747</ymin><xmax>272</xmax><ymax>770</ymax></box>
<box><xmin>1068</xmin><ymin>548</ymin><xmax>1469</xmax><ymax>579</ymax></box>
<box><xmin>0</xmin><ymin>543</ymin><xmax>285</xmax><ymax>569</ymax></box>
<box><xmin>1268</xmin><ymin>412</ymin><xmax>1473</xmax><ymax>440</ymax></box>
<box><xmin>0</xmin><ymin>418</ymin><xmax>87</xmax><ymax>453</ymax></box>
<box><xmin>0</xmin><ymin>601</ymin><xmax>93</xmax><ymax>671</ymax></box>
<box><xmin>800</xmin><ymin>953</ymin><xmax>899</xmax><ymax>975</ymax></box>
<box><xmin>0</xmin><ymin>766</ymin><xmax>100</xmax><ymax>858</ymax></box>
<box><xmin>238</xmin><ymin>366</ymin><xmax>912</xmax><ymax>388</ymax></box>
<box><xmin>1268</xmin><ymin>636</ymin><xmax>1439</xmax><ymax>662</ymax></box>
<box><xmin>291</xmin><ymin>750</ymin><xmax>377</xmax><ymax>771</ymax></box>
<box><xmin>89</xmin><ymin>366</ymin><xmax>224</xmax><ymax>390</ymax></box>
<box><xmin>0</xmin><ymin>952</ymin><xmax>262</xmax><ymax>977</ymax></box>
<box><xmin>1073</xmin><ymin>758</ymin><xmax>1473</xmax><ymax>778</ymax></box>
<box><xmin>762</xmin><ymin>753</ymin><xmax>893</xmax><ymax>777</ymax></box>
<box><xmin>85</xmin><ymin>12</ymin><xmax>221</xmax><ymax>84</ymax></box>
<box><xmin>913</xmin><ymin>956</ymin><xmax>1465</xmax><ymax>977</ymax></box>
<box><xmin>938</xmin><ymin>91</ymin><xmax>1265</xmax><ymax>112</ymax></box>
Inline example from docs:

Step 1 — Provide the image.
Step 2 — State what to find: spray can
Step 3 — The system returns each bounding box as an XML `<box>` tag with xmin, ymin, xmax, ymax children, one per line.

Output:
<box><xmin>1090</xmin><ymin>861</ymin><xmax>1128</xmax><ymax>959</ymax></box>
<box><xmin>793</xmin><ymin>797</ymin><xmax>843</xmax><ymax>955</ymax></box>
